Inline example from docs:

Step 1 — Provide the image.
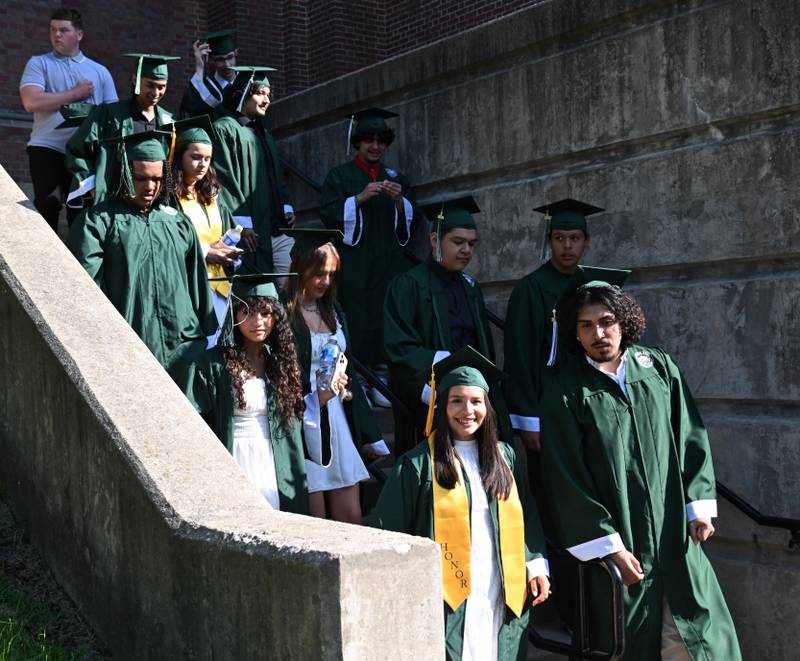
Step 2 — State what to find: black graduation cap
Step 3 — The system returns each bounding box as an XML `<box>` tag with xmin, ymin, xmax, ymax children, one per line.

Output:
<box><xmin>349</xmin><ymin>107</ymin><xmax>398</xmax><ymax>134</ymax></box>
<box><xmin>534</xmin><ymin>198</ymin><xmax>604</xmax><ymax>233</ymax></box>
<box><xmin>203</xmin><ymin>29</ymin><xmax>236</xmax><ymax>56</ymax></box>
<box><xmin>283</xmin><ymin>228</ymin><xmax>344</xmax><ymax>261</ymax></box>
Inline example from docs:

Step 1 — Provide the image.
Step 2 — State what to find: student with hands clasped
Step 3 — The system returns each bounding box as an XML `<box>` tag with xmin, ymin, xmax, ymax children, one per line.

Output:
<box><xmin>371</xmin><ymin>348</ymin><xmax>550</xmax><ymax>661</ymax></box>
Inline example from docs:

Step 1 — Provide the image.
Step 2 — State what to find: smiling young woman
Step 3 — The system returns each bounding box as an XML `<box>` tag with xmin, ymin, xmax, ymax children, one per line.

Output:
<box><xmin>371</xmin><ymin>349</ymin><xmax>550</xmax><ymax>661</ymax></box>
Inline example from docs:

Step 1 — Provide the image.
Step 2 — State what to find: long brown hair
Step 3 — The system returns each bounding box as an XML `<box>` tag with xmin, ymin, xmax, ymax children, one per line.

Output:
<box><xmin>284</xmin><ymin>242</ymin><xmax>340</xmax><ymax>333</ymax></box>
<box><xmin>223</xmin><ymin>296</ymin><xmax>305</xmax><ymax>425</ymax></box>
<box><xmin>432</xmin><ymin>388</ymin><xmax>513</xmax><ymax>500</ymax></box>
<box><xmin>170</xmin><ymin>142</ymin><xmax>220</xmax><ymax>207</ymax></box>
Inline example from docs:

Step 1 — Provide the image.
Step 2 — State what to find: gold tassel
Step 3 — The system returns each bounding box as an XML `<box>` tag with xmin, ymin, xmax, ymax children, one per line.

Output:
<box><xmin>424</xmin><ymin>364</ymin><xmax>437</xmax><ymax>437</ymax></box>
<box><xmin>168</xmin><ymin>124</ymin><xmax>177</xmax><ymax>165</ymax></box>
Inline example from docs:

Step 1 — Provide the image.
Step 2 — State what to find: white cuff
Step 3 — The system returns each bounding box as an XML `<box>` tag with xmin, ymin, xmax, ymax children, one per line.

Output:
<box><xmin>509</xmin><ymin>414</ymin><xmax>540</xmax><ymax>433</ymax></box>
<box><xmin>421</xmin><ymin>383</ymin><xmax>432</xmax><ymax>405</ymax></box>
<box><xmin>232</xmin><ymin>215</ymin><xmax>253</xmax><ymax>230</ymax></box>
<box><xmin>686</xmin><ymin>499</ymin><xmax>717</xmax><ymax>521</ymax></box>
<box><xmin>343</xmin><ymin>197</ymin><xmax>362</xmax><ymax>246</ymax></box>
<box><xmin>393</xmin><ymin>197</ymin><xmax>413</xmax><ymax>246</ymax></box>
<box><xmin>200</xmin><ymin>242</ymin><xmax>210</xmax><ymax>258</ymax></box>
<box><xmin>191</xmin><ymin>72</ymin><xmax>222</xmax><ymax>107</ymax></box>
<box><xmin>66</xmin><ymin>174</ymin><xmax>95</xmax><ymax>202</ymax></box>
<box><xmin>526</xmin><ymin>557</ymin><xmax>550</xmax><ymax>581</ymax></box>
<box><xmin>302</xmin><ymin>392</ymin><xmax>329</xmax><ymax>466</ymax></box>
<box><xmin>362</xmin><ymin>440</ymin><xmax>390</xmax><ymax>456</ymax></box>
<box><xmin>567</xmin><ymin>532</ymin><xmax>625</xmax><ymax>562</ymax></box>
<box><xmin>283</xmin><ymin>204</ymin><xmax>294</xmax><ymax>215</ymax></box>
<box><xmin>421</xmin><ymin>351</ymin><xmax>451</xmax><ymax>404</ymax></box>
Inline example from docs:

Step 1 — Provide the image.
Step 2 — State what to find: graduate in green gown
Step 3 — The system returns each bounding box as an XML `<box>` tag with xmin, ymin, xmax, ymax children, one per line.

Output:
<box><xmin>283</xmin><ymin>228</ymin><xmax>389</xmax><ymax>523</ymax></box>
<box><xmin>503</xmin><ymin>198</ymin><xmax>601</xmax><ymax>453</ymax></box>
<box><xmin>319</xmin><ymin>107</ymin><xmax>416</xmax><ymax>373</ymax></box>
<box><xmin>65</xmin><ymin>54</ymin><xmax>178</xmax><ymax>208</ymax></box>
<box><xmin>177</xmin><ymin>276</ymin><xmax>336</xmax><ymax>515</ymax></box>
<box><xmin>540</xmin><ymin>267</ymin><xmax>741</xmax><ymax>660</ymax></box>
<box><xmin>211</xmin><ymin>66</ymin><xmax>296</xmax><ymax>276</ymax></box>
<box><xmin>179</xmin><ymin>29</ymin><xmax>238</xmax><ymax>120</ymax></box>
<box><xmin>68</xmin><ymin>132</ymin><xmax>216</xmax><ymax>376</ymax></box>
<box><xmin>384</xmin><ymin>196</ymin><xmax>510</xmax><ymax>454</ymax></box>
<box><xmin>372</xmin><ymin>348</ymin><xmax>550</xmax><ymax>661</ymax></box>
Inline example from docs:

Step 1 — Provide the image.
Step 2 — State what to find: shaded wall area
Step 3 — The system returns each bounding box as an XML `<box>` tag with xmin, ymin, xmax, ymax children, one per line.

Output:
<box><xmin>0</xmin><ymin>165</ymin><xmax>444</xmax><ymax>660</ymax></box>
<box><xmin>270</xmin><ymin>1</ymin><xmax>800</xmax><ymax>658</ymax></box>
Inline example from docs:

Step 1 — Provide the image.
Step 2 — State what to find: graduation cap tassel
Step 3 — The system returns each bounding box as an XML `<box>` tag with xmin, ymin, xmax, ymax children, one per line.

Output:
<box><xmin>540</xmin><ymin>211</ymin><xmax>551</xmax><ymax>262</ymax></box>
<box><xmin>118</xmin><ymin>142</ymin><xmax>135</xmax><ymax>199</ymax></box>
<box><xmin>546</xmin><ymin>309</ymin><xmax>558</xmax><ymax>367</ymax></box>
<box><xmin>168</xmin><ymin>124</ymin><xmax>177</xmax><ymax>165</ymax></box>
<box><xmin>424</xmin><ymin>365</ymin><xmax>437</xmax><ymax>438</ymax></box>
<box><xmin>435</xmin><ymin>205</ymin><xmax>444</xmax><ymax>263</ymax></box>
<box><xmin>346</xmin><ymin>114</ymin><xmax>355</xmax><ymax>157</ymax></box>
<box><xmin>134</xmin><ymin>56</ymin><xmax>143</xmax><ymax>96</ymax></box>
<box><xmin>236</xmin><ymin>73</ymin><xmax>255</xmax><ymax>113</ymax></box>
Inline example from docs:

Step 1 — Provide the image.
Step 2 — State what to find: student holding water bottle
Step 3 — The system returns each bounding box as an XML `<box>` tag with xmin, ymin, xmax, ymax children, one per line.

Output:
<box><xmin>169</xmin><ymin>116</ymin><xmax>245</xmax><ymax>345</ymax></box>
<box><xmin>283</xmin><ymin>228</ymin><xmax>389</xmax><ymax>523</ymax></box>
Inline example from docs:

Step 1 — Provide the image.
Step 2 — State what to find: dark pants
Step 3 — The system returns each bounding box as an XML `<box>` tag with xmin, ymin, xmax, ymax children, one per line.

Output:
<box><xmin>27</xmin><ymin>146</ymin><xmax>81</xmax><ymax>231</ymax></box>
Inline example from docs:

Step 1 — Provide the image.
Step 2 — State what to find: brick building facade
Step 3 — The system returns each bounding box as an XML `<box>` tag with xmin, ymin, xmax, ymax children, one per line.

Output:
<box><xmin>0</xmin><ymin>0</ymin><xmax>542</xmax><ymax>185</ymax></box>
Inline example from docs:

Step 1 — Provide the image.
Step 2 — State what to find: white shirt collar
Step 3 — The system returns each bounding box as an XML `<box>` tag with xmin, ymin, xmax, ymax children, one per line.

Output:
<box><xmin>586</xmin><ymin>349</ymin><xmax>629</xmax><ymax>396</ymax></box>
<box><xmin>214</xmin><ymin>71</ymin><xmax>232</xmax><ymax>88</ymax></box>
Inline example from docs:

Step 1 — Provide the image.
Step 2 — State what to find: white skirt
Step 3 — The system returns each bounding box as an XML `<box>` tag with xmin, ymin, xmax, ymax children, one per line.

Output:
<box><xmin>232</xmin><ymin>414</ymin><xmax>280</xmax><ymax>509</ymax></box>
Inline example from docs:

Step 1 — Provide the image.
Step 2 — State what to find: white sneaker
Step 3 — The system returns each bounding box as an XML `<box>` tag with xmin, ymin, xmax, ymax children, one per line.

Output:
<box><xmin>370</xmin><ymin>386</ymin><xmax>392</xmax><ymax>408</ymax></box>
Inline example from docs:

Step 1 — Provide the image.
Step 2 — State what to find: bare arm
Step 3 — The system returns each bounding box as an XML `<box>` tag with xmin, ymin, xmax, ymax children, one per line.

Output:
<box><xmin>20</xmin><ymin>81</ymin><xmax>93</xmax><ymax>113</ymax></box>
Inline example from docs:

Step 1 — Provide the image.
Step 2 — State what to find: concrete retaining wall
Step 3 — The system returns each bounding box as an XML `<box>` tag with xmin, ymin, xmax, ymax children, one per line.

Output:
<box><xmin>271</xmin><ymin>1</ymin><xmax>800</xmax><ymax>657</ymax></box>
<box><xmin>0</xmin><ymin>165</ymin><xmax>444</xmax><ymax>660</ymax></box>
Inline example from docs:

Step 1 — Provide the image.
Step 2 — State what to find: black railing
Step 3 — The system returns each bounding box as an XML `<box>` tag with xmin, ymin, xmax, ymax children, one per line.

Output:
<box><xmin>529</xmin><ymin>549</ymin><xmax>625</xmax><ymax>661</ymax></box>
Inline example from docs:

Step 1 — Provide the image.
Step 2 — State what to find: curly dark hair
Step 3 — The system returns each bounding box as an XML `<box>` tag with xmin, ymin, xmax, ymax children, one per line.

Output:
<box><xmin>431</xmin><ymin>389</ymin><xmax>513</xmax><ymax>501</ymax></box>
<box><xmin>558</xmin><ymin>286</ymin><xmax>647</xmax><ymax>354</ymax></box>
<box><xmin>350</xmin><ymin>129</ymin><xmax>395</xmax><ymax>150</ymax></box>
<box><xmin>171</xmin><ymin>142</ymin><xmax>220</xmax><ymax>207</ymax></box>
<box><xmin>111</xmin><ymin>158</ymin><xmax>172</xmax><ymax>208</ymax></box>
<box><xmin>223</xmin><ymin>296</ymin><xmax>305</xmax><ymax>426</ymax></box>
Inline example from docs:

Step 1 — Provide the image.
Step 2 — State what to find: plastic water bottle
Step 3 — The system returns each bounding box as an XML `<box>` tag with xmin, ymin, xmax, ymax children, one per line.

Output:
<box><xmin>222</xmin><ymin>224</ymin><xmax>243</xmax><ymax>247</ymax></box>
<box><xmin>317</xmin><ymin>338</ymin><xmax>341</xmax><ymax>391</ymax></box>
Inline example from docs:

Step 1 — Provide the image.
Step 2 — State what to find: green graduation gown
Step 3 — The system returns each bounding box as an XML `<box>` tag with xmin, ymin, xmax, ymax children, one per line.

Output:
<box><xmin>540</xmin><ymin>345</ymin><xmax>741</xmax><ymax>660</ymax></box>
<box><xmin>291</xmin><ymin>302</ymin><xmax>385</xmax><ymax>452</ymax></box>
<box><xmin>383</xmin><ymin>259</ymin><xmax>511</xmax><ymax>450</ymax></box>
<box><xmin>319</xmin><ymin>159</ymin><xmax>415</xmax><ymax>365</ymax></box>
<box><xmin>64</xmin><ymin>99</ymin><xmax>174</xmax><ymax>205</ymax></box>
<box><xmin>211</xmin><ymin>112</ymin><xmax>292</xmax><ymax>274</ymax></box>
<box><xmin>179</xmin><ymin>72</ymin><xmax>227</xmax><ymax>120</ymax></box>
<box><xmin>177</xmin><ymin>347</ymin><xmax>310</xmax><ymax>514</ymax></box>
<box><xmin>68</xmin><ymin>197</ymin><xmax>216</xmax><ymax>376</ymax></box>
<box><xmin>371</xmin><ymin>441</ymin><xmax>547</xmax><ymax>661</ymax></box>
<box><xmin>503</xmin><ymin>261</ymin><xmax>570</xmax><ymax>433</ymax></box>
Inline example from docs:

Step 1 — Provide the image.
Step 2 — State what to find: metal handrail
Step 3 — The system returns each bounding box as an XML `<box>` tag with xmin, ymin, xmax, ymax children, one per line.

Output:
<box><xmin>280</xmin><ymin>157</ymin><xmax>799</xmax><ymax>544</ymax></box>
<box><xmin>529</xmin><ymin>546</ymin><xmax>625</xmax><ymax>660</ymax></box>
<box><xmin>349</xmin><ymin>354</ymin><xmax>412</xmax><ymax>420</ymax></box>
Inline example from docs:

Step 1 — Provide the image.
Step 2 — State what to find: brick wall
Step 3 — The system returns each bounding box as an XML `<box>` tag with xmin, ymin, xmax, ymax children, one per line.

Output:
<box><xmin>1</xmin><ymin>0</ymin><xmax>543</xmax><ymax>186</ymax></box>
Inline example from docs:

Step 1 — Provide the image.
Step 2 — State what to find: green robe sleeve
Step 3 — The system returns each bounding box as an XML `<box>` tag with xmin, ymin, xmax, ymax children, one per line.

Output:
<box><xmin>263</xmin><ymin>126</ymin><xmax>294</xmax><ymax>209</ymax></box>
<box><xmin>217</xmin><ymin>198</ymin><xmax>235</xmax><ymax>235</ymax></box>
<box><xmin>540</xmin><ymin>383</ymin><xmax>623</xmax><ymax>560</ymax></box>
<box><xmin>64</xmin><ymin>104</ymin><xmax>102</xmax><ymax>198</ymax></box>
<box><xmin>660</xmin><ymin>350</ymin><xmax>717</xmax><ymax>510</ymax></box>
<box><xmin>369</xmin><ymin>453</ymin><xmax>427</xmax><ymax>534</ymax></box>
<box><xmin>503</xmin><ymin>278</ymin><xmax>547</xmax><ymax>430</ymax></box>
<box><xmin>319</xmin><ymin>166</ymin><xmax>347</xmax><ymax>230</ymax></box>
<box><xmin>383</xmin><ymin>273</ymin><xmax>441</xmax><ymax>391</ymax></box>
<box><xmin>67</xmin><ymin>207</ymin><xmax>109</xmax><ymax>288</ymax></box>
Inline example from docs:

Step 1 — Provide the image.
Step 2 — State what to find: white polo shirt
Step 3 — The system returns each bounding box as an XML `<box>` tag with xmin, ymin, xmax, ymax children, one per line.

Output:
<box><xmin>20</xmin><ymin>50</ymin><xmax>118</xmax><ymax>153</ymax></box>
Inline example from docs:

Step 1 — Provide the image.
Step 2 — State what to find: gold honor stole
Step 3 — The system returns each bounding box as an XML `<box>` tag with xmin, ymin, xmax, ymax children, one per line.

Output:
<box><xmin>182</xmin><ymin>198</ymin><xmax>230</xmax><ymax>298</ymax></box>
<box><xmin>428</xmin><ymin>435</ymin><xmax>528</xmax><ymax>616</ymax></box>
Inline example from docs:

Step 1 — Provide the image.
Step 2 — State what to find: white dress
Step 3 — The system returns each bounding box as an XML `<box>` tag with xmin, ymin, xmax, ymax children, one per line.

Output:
<box><xmin>304</xmin><ymin>320</ymin><xmax>370</xmax><ymax>492</ymax></box>
<box><xmin>454</xmin><ymin>439</ymin><xmax>504</xmax><ymax>661</ymax></box>
<box><xmin>231</xmin><ymin>373</ymin><xmax>281</xmax><ymax>509</ymax></box>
